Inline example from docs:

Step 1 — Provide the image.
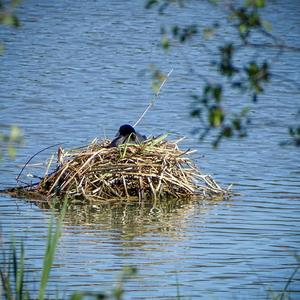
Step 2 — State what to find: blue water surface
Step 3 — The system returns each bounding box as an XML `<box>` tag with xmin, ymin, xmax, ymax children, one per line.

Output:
<box><xmin>0</xmin><ymin>1</ymin><xmax>299</xmax><ymax>299</ymax></box>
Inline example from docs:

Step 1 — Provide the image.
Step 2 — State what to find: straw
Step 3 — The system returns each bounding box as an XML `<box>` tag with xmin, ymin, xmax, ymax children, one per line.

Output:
<box><xmin>6</xmin><ymin>135</ymin><xmax>229</xmax><ymax>203</ymax></box>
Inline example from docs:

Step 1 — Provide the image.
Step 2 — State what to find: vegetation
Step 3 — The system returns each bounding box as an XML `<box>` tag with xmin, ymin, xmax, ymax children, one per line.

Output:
<box><xmin>1</xmin><ymin>221</ymin><xmax>299</xmax><ymax>300</ymax></box>
<box><xmin>0</xmin><ymin>125</ymin><xmax>23</xmax><ymax>160</ymax></box>
<box><xmin>146</xmin><ymin>0</ymin><xmax>300</xmax><ymax>147</ymax></box>
<box><xmin>268</xmin><ymin>254</ymin><xmax>300</xmax><ymax>300</ymax></box>
<box><xmin>0</xmin><ymin>0</ymin><xmax>23</xmax><ymax>159</ymax></box>
<box><xmin>70</xmin><ymin>266</ymin><xmax>137</xmax><ymax>300</ymax></box>
<box><xmin>0</xmin><ymin>202</ymin><xmax>66</xmax><ymax>300</ymax></box>
<box><xmin>0</xmin><ymin>0</ymin><xmax>20</xmax><ymax>30</ymax></box>
<box><xmin>0</xmin><ymin>201</ymin><xmax>137</xmax><ymax>300</ymax></box>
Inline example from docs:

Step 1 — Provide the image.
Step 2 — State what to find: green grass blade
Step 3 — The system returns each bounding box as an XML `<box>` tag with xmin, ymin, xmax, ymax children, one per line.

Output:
<box><xmin>11</xmin><ymin>240</ymin><xmax>25</xmax><ymax>300</ymax></box>
<box><xmin>0</xmin><ymin>268</ymin><xmax>13</xmax><ymax>300</ymax></box>
<box><xmin>12</xmin><ymin>244</ymin><xmax>18</xmax><ymax>298</ymax></box>
<box><xmin>147</xmin><ymin>133</ymin><xmax>169</xmax><ymax>146</ymax></box>
<box><xmin>279</xmin><ymin>264</ymin><xmax>300</xmax><ymax>300</ymax></box>
<box><xmin>38</xmin><ymin>200</ymin><xmax>67</xmax><ymax>300</ymax></box>
<box><xmin>16</xmin><ymin>243</ymin><xmax>25</xmax><ymax>300</ymax></box>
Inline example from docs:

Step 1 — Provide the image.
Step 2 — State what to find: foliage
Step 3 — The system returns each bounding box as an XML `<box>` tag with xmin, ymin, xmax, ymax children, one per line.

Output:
<box><xmin>0</xmin><ymin>210</ymin><xmax>137</xmax><ymax>300</ymax></box>
<box><xmin>146</xmin><ymin>0</ymin><xmax>300</xmax><ymax>147</ymax></box>
<box><xmin>268</xmin><ymin>254</ymin><xmax>300</xmax><ymax>300</ymax></box>
<box><xmin>280</xmin><ymin>111</ymin><xmax>300</xmax><ymax>147</ymax></box>
<box><xmin>0</xmin><ymin>198</ymin><xmax>138</xmax><ymax>300</ymax></box>
<box><xmin>288</xmin><ymin>126</ymin><xmax>300</xmax><ymax>146</ymax></box>
<box><xmin>0</xmin><ymin>242</ymin><xmax>28</xmax><ymax>300</ymax></box>
<box><xmin>0</xmin><ymin>0</ymin><xmax>20</xmax><ymax>53</ymax></box>
<box><xmin>0</xmin><ymin>201</ymin><xmax>66</xmax><ymax>300</ymax></box>
<box><xmin>1</xmin><ymin>229</ymin><xmax>299</xmax><ymax>300</ymax></box>
<box><xmin>37</xmin><ymin>203</ymin><xmax>66</xmax><ymax>300</ymax></box>
<box><xmin>0</xmin><ymin>125</ymin><xmax>23</xmax><ymax>160</ymax></box>
<box><xmin>70</xmin><ymin>266</ymin><xmax>138</xmax><ymax>300</ymax></box>
<box><xmin>0</xmin><ymin>1</ymin><xmax>23</xmax><ymax>159</ymax></box>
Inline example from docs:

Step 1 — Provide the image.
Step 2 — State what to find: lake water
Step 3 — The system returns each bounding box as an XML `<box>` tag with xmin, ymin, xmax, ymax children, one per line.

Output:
<box><xmin>1</xmin><ymin>0</ymin><xmax>300</xmax><ymax>299</ymax></box>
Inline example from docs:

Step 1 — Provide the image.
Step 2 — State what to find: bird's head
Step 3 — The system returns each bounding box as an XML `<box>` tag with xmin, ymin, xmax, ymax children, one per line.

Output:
<box><xmin>118</xmin><ymin>124</ymin><xmax>136</xmax><ymax>136</ymax></box>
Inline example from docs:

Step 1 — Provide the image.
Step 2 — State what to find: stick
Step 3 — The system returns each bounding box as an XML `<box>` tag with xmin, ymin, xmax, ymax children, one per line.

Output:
<box><xmin>133</xmin><ymin>68</ymin><xmax>173</xmax><ymax>128</ymax></box>
<box><xmin>16</xmin><ymin>143</ymin><xmax>61</xmax><ymax>185</ymax></box>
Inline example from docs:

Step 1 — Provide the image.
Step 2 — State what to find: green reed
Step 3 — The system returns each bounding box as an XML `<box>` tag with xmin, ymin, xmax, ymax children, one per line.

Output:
<box><xmin>1</xmin><ymin>202</ymin><xmax>298</xmax><ymax>300</ymax></box>
<box><xmin>0</xmin><ymin>200</ymin><xmax>66</xmax><ymax>300</ymax></box>
<box><xmin>38</xmin><ymin>201</ymin><xmax>66</xmax><ymax>300</ymax></box>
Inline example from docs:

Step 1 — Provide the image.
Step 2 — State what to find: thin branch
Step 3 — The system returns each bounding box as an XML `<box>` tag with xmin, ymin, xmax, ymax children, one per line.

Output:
<box><xmin>248</xmin><ymin>42</ymin><xmax>300</xmax><ymax>52</ymax></box>
<box><xmin>16</xmin><ymin>143</ymin><xmax>61</xmax><ymax>185</ymax></box>
<box><xmin>133</xmin><ymin>68</ymin><xmax>173</xmax><ymax>128</ymax></box>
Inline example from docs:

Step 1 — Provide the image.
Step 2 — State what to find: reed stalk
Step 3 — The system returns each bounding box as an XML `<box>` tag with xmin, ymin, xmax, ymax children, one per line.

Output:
<box><xmin>38</xmin><ymin>201</ymin><xmax>66</xmax><ymax>300</ymax></box>
<box><xmin>4</xmin><ymin>136</ymin><xmax>230</xmax><ymax>203</ymax></box>
<box><xmin>0</xmin><ymin>201</ymin><xmax>66</xmax><ymax>300</ymax></box>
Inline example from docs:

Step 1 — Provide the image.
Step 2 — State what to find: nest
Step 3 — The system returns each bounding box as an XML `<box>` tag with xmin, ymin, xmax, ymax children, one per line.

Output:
<box><xmin>6</xmin><ymin>136</ymin><xmax>230</xmax><ymax>203</ymax></box>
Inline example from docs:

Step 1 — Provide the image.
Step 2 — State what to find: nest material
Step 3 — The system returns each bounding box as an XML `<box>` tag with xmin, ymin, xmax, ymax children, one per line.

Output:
<box><xmin>14</xmin><ymin>136</ymin><xmax>229</xmax><ymax>203</ymax></box>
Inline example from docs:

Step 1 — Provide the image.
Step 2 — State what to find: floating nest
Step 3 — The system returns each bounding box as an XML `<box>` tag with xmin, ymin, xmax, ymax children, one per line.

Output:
<box><xmin>4</xmin><ymin>136</ymin><xmax>230</xmax><ymax>204</ymax></box>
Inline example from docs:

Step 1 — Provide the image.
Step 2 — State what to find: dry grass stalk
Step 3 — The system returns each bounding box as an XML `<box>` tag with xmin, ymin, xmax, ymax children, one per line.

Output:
<box><xmin>10</xmin><ymin>136</ymin><xmax>230</xmax><ymax>203</ymax></box>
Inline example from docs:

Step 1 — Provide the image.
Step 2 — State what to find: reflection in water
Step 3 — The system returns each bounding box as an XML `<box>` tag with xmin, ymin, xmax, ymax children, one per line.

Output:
<box><xmin>3</xmin><ymin>196</ymin><xmax>220</xmax><ymax>298</ymax></box>
<box><xmin>34</xmin><ymin>197</ymin><xmax>216</xmax><ymax>241</ymax></box>
<box><xmin>65</xmin><ymin>199</ymin><xmax>213</xmax><ymax>240</ymax></box>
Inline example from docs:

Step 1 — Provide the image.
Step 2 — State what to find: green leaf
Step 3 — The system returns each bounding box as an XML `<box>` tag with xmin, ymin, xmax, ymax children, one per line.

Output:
<box><xmin>0</xmin><ymin>13</ymin><xmax>20</xmax><ymax>27</ymax></box>
<box><xmin>7</xmin><ymin>144</ymin><xmax>17</xmax><ymax>158</ymax></box>
<box><xmin>161</xmin><ymin>35</ymin><xmax>170</xmax><ymax>49</ymax></box>
<box><xmin>213</xmin><ymin>85</ymin><xmax>222</xmax><ymax>102</ymax></box>
<box><xmin>245</xmin><ymin>0</ymin><xmax>265</xmax><ymax>8</ymax></box>
<box><xmin>223</xmin><ymin>126</ymin><xmax>232</xmax><ymax>137</ymax></box>
<box><xmin>148</xmin><ymin>133</ymin><xmax>169</xmax><ymax>146</ymax></box>
<box><xmin>70</xmin><ymin>293</ymin><xmax>84</xmax><ymax>300</ymax></box>
<box><xmin>38</xmin><ymin>201</ymin><xmax>67</xmax><ymax>300</ymax></box>
<box><xmin>239</xmin><ymin>23</ymin><xmax>248</xmax><ymax>35</ymax></box>
<box><xmin>232</xmin><ymin>118</ymin><xmax>241</xmax><ymax>130</ymax></box>
<box><xmin>10</xmin><ymin>125</ymin><xmax>22</xmax><ymax>142</ymax></box>
<box><xmin>209</xmin><ymin>106</ymin><xmax>224</xmax><ymax>127</ymax></box>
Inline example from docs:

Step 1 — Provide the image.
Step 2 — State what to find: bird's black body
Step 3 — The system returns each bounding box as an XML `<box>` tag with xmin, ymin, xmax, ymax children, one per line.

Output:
<box><xmin>108</xmin><ymin>124</ymin><xmax>146</xmax><ymax>148</ymax></box>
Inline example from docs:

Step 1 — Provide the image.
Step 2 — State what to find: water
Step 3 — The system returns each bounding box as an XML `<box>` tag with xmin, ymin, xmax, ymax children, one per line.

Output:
<box><xmin>1</xmin><ymin>0</ymin><xmax>300</xmax><ymax>299</ymax></box>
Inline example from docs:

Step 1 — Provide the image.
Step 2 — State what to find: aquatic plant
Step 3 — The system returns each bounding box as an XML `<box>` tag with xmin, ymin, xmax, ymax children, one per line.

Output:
<box><xmin>0</xmin><ymin>202</ymin><xmax>66</xmax><ymax>300</ymax></box>
<box><xmin>146</xmin><ymin>0</ymin><xmax>300</xmax><ymax>147</ymax></box>
<box><xmin>1</xmin><ymin>224</ymin><xmax>299</xmax><ymax>300</ymax></box>
<box><xmin>70</xmin><ymin>266</ymin><xmax>137</xmax><ymax>300</ymax></box>
<box><xmin>0</xmin><ymin>231</ymin><xmax>138</xmax><ymax>300</ymax></box>
<box><xmin>268</xmin><ymin>254</ymin><xmax>300</xmax><ymax>300</ymax></box>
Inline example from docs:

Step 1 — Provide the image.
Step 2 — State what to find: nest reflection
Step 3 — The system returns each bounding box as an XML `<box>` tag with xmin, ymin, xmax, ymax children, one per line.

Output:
<box><xmin>30</xmin><ymin>196</ymin><xmax>222</xmax><ymax>241</ymax></box>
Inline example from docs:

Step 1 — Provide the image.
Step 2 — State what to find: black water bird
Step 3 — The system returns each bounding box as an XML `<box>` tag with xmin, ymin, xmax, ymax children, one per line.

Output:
<box><xmin>108</xmin><ymin>124</ymin><xmax>146</xmax><ymax>148</ymax></box>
